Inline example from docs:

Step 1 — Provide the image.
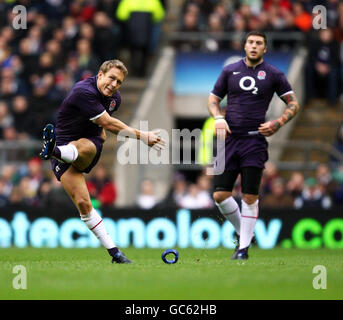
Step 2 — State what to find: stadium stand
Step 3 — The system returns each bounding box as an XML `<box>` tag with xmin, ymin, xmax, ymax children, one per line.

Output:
<box><xmin>1</xmin><ymin>0</ymin><xmax>343</xmax><ymax>209</ymax></box>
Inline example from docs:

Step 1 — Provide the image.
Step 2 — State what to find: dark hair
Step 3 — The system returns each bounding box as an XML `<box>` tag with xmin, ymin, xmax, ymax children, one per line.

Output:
<box><xmin>244</xmin><ymin>31</ymin><xmax>267</xmax><ymax>46</ymax></box>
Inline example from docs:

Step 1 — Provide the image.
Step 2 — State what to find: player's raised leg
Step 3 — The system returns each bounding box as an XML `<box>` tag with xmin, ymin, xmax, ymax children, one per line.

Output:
<box><xmin>39</xmin><ymin>123</ymin><xmax>78</xmax><ymax>163</ymax></box>
<box><xmin>60</xmin><ymin>165</ymin><xmax>132</xmax><ymax>264</ymax></box>
<box><xmin>41</xmin><ymin>127</ymin><xmax>132</xmax><ymax>264</ymax></box>
<box><xmin>40</xmin><ymin>124</ymin><xmax>57</xmax><ymax>160</ymax></box>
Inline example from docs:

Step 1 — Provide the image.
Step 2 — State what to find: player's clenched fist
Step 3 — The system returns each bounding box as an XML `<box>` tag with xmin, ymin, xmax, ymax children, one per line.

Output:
<box><xmin>215</xmin><ymin>116</ymin><xmax>231</xmax><ymax>140</ymax></box>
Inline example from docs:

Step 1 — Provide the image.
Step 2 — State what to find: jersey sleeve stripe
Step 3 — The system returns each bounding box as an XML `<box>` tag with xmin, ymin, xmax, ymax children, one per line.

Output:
<box><xmin>90</xmin><ymin>110</ymin><xmax>106</xmax><ymax>121</ymax></box>
<box><xmin>279</xmin><ymin>90</ymin><xmax>294</xmax><ymax>98</ymax></box>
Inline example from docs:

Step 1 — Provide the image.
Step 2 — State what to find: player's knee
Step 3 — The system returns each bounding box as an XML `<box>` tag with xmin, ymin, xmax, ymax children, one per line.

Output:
<box><xmin>71</xmin><ymin>140</ymin><xmax>96</xmax><ymax>158</ymax></box>
<box><xmin>75</xmin><ymin>196</ymin><xmax>92</xmax><ymax>214</ymax></box>
<box><xmin>213</xmin><ymin>191</ymin><xmax>232</xmax><ymax>203</ymax></box>
<box><xmin>242</xmin><ymin>193</ymin><xmax>259</xmax><ymax>205</ymax></box>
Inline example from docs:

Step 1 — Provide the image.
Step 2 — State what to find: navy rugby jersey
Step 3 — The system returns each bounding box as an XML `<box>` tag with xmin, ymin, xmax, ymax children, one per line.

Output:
<box><xmin>55</xmin><ymin>76</ymin><xmax>121</xmax><ymax>143</ymax></box>
<box><xmin>211</xmin><ymin>59</ymin><xmax>292</xmax><ymax>136</ymax></box>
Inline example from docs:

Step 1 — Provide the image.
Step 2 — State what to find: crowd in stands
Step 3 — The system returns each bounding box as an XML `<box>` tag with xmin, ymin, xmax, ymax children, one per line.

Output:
<box><xmin>1</xmin><ymin>0</ymin><xmax>343</xmax><ymax>211</ymax></box>
<box><xmin>159</xmin><ymin>161</ymin><xmax>343</xmax><ymax>210</ymax></box>
<box><xmin>176</xmin><ymin>0</ymin><xmax>342</xmax><ymax>51</ymax></box>
<box><xmin>0</xmin><ymin>0</ymin><xmax>166</xmax><ymax>142</ymax></box>
<box><xmin>2</xmin><ymin>156</ymin><xmax>343</xmax><ymax>210</ymax></box>
<box><xmin>0</xmin><ymin>158</ymin><xmax>117</xmax><ymax>209</ymax></box>
<box><xmin>176</xmin><ymin>0</ymin><xmax>343</xmax><ymax>105</ymax></box>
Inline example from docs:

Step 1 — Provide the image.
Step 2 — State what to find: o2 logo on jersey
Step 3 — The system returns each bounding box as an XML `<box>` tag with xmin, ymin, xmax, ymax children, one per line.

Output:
<box><xmin>239</xmin><ymin>76</ymin><xmax>258</xmax><ymax>95</ymax></box>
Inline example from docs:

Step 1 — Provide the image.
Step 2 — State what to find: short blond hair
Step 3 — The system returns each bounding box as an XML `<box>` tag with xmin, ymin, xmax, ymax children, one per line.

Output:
<box><xmin>99</xmin><ymin>59</ymin><xmax>128</xmax><ymax>77</ymax></box>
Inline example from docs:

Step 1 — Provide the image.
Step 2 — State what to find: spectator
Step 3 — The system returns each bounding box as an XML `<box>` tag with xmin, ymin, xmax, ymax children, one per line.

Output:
<box><xmin>8</xmin><ymin>186</ymin><xmax>25</xmax><ymax>205</ymax></box>
<box><xmin>0</xmin><ymin>101</ymin><xmax>14</xmax><ymax>139</ymax></box>
<box><xmin>330</xmin><ymin>124</ymin><xmax>343</xmax><ymax>168</ymax></box>
<box><xmin>65</xmin><ymin>52</ymin><xmax>83</xmax><ymax>82</ymax></box>
<box><xmin>161</xmin><ymin>172</ymin><xmax>188</xmax><ymax>207</ymax></box>
<box><xmin>38</xmin><ymin>0</ymin><xmax>70</xmax><ymax>22</ymax></box>
<box><xmin>70</xmin><ymin>0</ymin><xmax>97</xmax><ymax>23</ymax></box>
<box><xmin>78</xmin><ymin>22</ymin><xmax>95</xmax><ymax>44</ymax></box>
<box><xmin>45</xmin><ymin>39</ymin><xmax>65</xmax><ymax>70</ymax></box>
<box><xmin>51</xmin><ymin>69</ymin><xmax>75</xmax><ymax>105</ymax></box>
<box><xmin>214</xmin><ymin>1</ymin><xmax>232</xmax><ymax>26</ymax></box>
<box><xmin>96</xmin><ymin>0</ymin><xmax>120</xmax><ymax>18</ymax></box>
<box><xmin>75</xmin><ymin>38</ymin><xmax>100</xmax><ymax>75</ymax></box>
<box><xmin>239</xmin><ymin>0</ymin><xmax>263</xmax><ymax>16</ymax></box>
<box><xmin>0</xmin><ymin>67</ymin><xmax>28</xmax><ymax>101</ymax></box>
<box><xmin>2</xmin><ymin>126</ymin><xmax>18</xmax><ymax>141</ymax></box>
<box><xmin>260</xmin><ymin>177</ymin><xmax>294</xmax><ymax>208</ymax></box>
<box><xmin>13</xmin><ymin>176</ymin><xmax>37</xmax><ymax>206</ymax></box>
<box><xmin>180</xmin><ymin>183</ymin><xmax>213</xmax><ymax>209</ymax></box>
<box><xmin>286</xmin><ymin>171</ymin><xmax>305</xmax><ymax>198</ymax></box>
<box><xmin>175</xmin><ymin>8</ymin><xmax>202</xmax><ymax>51</ymax></box>
<box><xmin>136</xmin><ymin>178</ymin><xmax>158</xmax><ymax>209</ymax></box>
<box><xmin>261</xmin><ymin>161</ymin><xmax>280</xmax><ymax>195</ymax></box>
<box><xmin>86</xmin><ymin>165</ymin><xmax>117</xmax><ymax>207</ymax></box>
<box><xmin>263</xmin><ymin>0</ymin><xmax>292</xmax><ymax>12</ymax></box>
<box><xmin>331</xmin><ymin>165</ymin><xmax>343</xmax><ymax>205</ymax></box>
<box><xmin>196</xmin><ymin>174</ymin><xmax>214</xmax><ymax>207</ymax></box>
<box><xmin>326</xmin><ymin>0</ymin><xmax>340</xmax><ymax>28</ymax></box>
<box><xmin>26</xmin><ymin>25</ymin><xmax>44</xmax><ymax>55</ymax></box>
<box><xmin>306</xmin><ymin>28</ymin><xmax>340</xmax><ymax>105</ymax></box>
<box><xmin>231</xmin><ymin>10</ymin><xmax>247</xmax><ymax>32</ymax></box>
<box><xmin>293</xmin><ymin>1</ymin><xmax>312</xmax><ymax>32</ymax></box>
<box><xmin>204</xmin><ymin>13</ymin><xmax>228</xmax><ymax>52</ymax></box>
<box><xmin>0</xmin><ymin>179</ymin><xmax>9</xmax><ymax>207</ymax></box>
<box><xmin>0</xmin><ymin>34</ymin><xmax>12</xmax><ymax>68</ymax></box>
<box><xmin>315</xmin><ymin>163</ymin><xmax>338</xmax><ymax>198</ymax></box>
<box><xmin>26</xmin><ymin>157</ymin><xmax>45</xmax><ymax>199</ymax></box>
<box><xmin>294</xmin><ymin>177</ymin><xmax>332</xmax><ymax>209</ymax></box>
<box><xmin>17</xmin><ymin>37</ymin><xmax>39</xmax><ymax>85</ymax></box>
<box><xmin>38</xmin><ymin>174</ymin><xmax>75</xmax><ymax>208</ymax></box>
<box><xmin>333</xmin><ymin>182</ymin><xmax>343</xmax><ymax>206</ymax></box>
<box><xmin>182</xmin><ymin>0</ymin><xmax>215</xmax><ymax>27</ymax></box>
<box><xmin>29</xmin><ymin>69</ymin><xmax>56</xmax><ymax>126</ymax></box>
<box><xmin>0</xmin><ymin>164</ymin><xmax>15</xmax><ymax>201</ymax></box>
<box><xmin>116</xmin><ymin>0</ymin><xmax>165</xmax><ymax>77</ymax></box>
<box><xmin>92</xmin><ymin>11</ymin><xmax>121</xmax><ymax>61</ymax></box>
<box><xmin>61</xmin><ymin>16</ymin><xmax>79</xmax><ymax>52</ymax></box>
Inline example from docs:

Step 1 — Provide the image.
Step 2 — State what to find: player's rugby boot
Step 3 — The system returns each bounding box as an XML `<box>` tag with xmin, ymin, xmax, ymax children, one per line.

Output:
<box><xmin>40</xmin><ymin>124</ymin><xmax>56</xmax><ymax>160</ymax></box>
<box><xmin>236</xmin><ymin>247</ymin><xmax>249</xmax><ymax>260</ymax></box>
<box><xmin>112</xmin><ymin>251</ymin><xmax>133</xmax><ymax>264</ymax></box>
<box><xmin>231</xmin><ymin>232</ymin><xmax>240</xmax><ymax>260</ymax></box>
<box><xmin>232</xmin><ymin>233</ymin><xmax>256</xmax><ymax>260</ymax></box>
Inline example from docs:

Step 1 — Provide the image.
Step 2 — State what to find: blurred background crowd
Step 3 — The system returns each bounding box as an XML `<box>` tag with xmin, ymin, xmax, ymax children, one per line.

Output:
<box><xmin>2</xmin><ymin>156</ymin><xmax>343</xmax><ymax>210</ymax></box>
<box><xmin>1</xmin><ymin>0</ymin><xmax>343</xmax><ymax>211</ymax></box>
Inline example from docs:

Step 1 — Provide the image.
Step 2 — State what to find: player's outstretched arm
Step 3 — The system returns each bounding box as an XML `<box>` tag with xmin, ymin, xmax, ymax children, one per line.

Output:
<box><xmin>258</xmin><ymin>92</ymin><xmax>299</xmax><ymax>137</ymax></box>
<box><xmin>208</xmin><ymin>93</ymin><xmax>231</xmax><ymax>140</ymax></box>
<box><xmin>94</xmin><ymin>112</ymin><xmax>166</xmax><ymax>150</ymax></box>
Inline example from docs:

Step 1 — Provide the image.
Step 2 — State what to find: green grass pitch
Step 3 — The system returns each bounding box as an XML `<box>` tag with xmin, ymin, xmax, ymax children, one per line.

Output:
<box><xmin>0</xmin><ymin>247</ymin><xmax>342</xmax><ymax>300</ymax></box>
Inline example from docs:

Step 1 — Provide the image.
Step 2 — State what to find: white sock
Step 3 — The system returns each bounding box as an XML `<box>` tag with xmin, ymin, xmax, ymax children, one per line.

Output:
<box><xmin>56</xmin><ymin>144</ymin><xmax>78</xmax><ymax>163</ymax></box>
<box><xmin>239</xmin><ymin>199</ymin><xmax>259</xmax><ymax>249</ymax></box>
<box><xmin>215</xmin><ymin>196</ymin><xmax>241</xmax><ymax>235</ymax></box>
<box><xmin>81</xmin><ymin>208</ymin><xmax>115</xmax><ymax>249</ymax></box>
